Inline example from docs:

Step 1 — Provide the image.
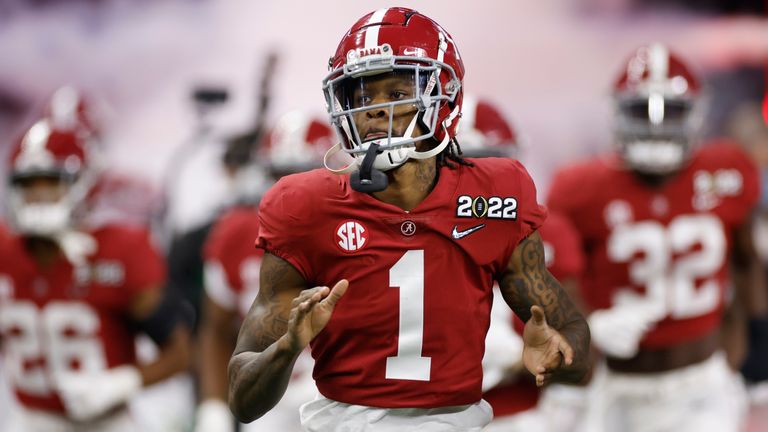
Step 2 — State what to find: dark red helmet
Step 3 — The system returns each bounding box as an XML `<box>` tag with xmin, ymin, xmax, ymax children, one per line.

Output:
<box><xmin>613</xmin><ymin>43</ymin><xmax>703</xmax><ymax>175</ymax></box>
<box><xmin>9</xmin><ymin>120</ymin><xmax>91</xmax><ymax>182</ymax></box>
<box><xmin>7</xmin><ymin>119</ymin><xmax>98</xmax><ymax>235</ymax></box>
<box><xmin>456</xmin><ymin>96</ymin><xmax>518</xmax><ymax>158</ymax></box>
<box><xmin>322</xmin><ymin>7</ymin><xmax>464</xmax><ymax>172</ymax></box>
<box><xmin>44</xmin><ymin>86</ymin><xmax>101</xmax><ymax>138</ymax></box>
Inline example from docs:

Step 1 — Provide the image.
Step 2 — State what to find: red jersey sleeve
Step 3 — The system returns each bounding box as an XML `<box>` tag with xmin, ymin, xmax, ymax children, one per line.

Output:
<box><xmin>539</xmin><ymin>211</ymin><xmax>585</xmax><ymax>280</ymax></box>
<box><xmin>203</xmin><ymin>212</ymin><xmax>240</xmax><ymax>310</ymax></box>
<box><xmin>256</xmin><ymin>176</ymin><xmax>315</xmax><ymax>281</ymax></box>
<box><xmin>203</xmin><ymin>215</ymin><xmax>228</xmax><ymax>263</ymax></box>
<box><xmin>546</xmin><ymin>166</ymin><xmax>580</xmax><ymax>218</ymax></box>
<box><xmin>203</xmin><ymin>207</ymin><xmax>262</xmax><ymax>311</ymax></box>
<box><xmin>704</xmin><ymin>141</ymin><xmax>760</xmax><ymax>226</ymax></box>
<box><xmin>122</xmin><ymin>228</ymin><xmax>166</xmax><ymax>295</ymax></box>
<box><xmin>511</xmin><ymin>159</ymin><xmax>547</xmax><ymax>242</ymax></box>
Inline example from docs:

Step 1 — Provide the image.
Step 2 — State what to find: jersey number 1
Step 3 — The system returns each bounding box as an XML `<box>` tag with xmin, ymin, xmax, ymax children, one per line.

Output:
<box><xmin>386</xmin><ymin>250</ymin><xmax>431</xmax><ymax>381</ymax></box>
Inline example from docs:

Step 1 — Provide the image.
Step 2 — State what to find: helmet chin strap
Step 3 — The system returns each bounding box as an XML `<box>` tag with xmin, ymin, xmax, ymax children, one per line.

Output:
<box><xmin>324</xmin><ymin>106</ymin><xmax>457</xmax><ymax>193</ymax></box>
<box><xmin>350</xmin><ymin>142</ymin><xmax>389</xmax><ymax>193</ymax></box>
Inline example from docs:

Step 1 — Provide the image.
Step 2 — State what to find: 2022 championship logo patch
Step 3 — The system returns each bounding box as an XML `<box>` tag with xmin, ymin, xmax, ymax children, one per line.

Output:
<box><xmin>456</xmin><ymin>195</ymin><xmax>518</xmax><ymax>220</ymax></box>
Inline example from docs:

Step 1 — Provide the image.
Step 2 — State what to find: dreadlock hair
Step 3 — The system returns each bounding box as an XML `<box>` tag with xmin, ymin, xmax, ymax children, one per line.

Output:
<box><xmin>438</xmin><ymin>137</ymin><xmax>474</xmax><ymax>169</ymax></box>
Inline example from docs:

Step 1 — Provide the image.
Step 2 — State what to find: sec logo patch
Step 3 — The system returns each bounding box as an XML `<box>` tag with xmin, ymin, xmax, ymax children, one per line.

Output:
<box><xmin>336</xmin><ymin>220</ymin><xmax>369</xmax><ymax>252</ymax></box>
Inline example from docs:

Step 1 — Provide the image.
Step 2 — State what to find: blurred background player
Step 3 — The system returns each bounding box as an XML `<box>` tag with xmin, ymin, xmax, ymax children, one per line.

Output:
<box><xmin>548</xmin><ymin>43</ymin><xmax>766</xmax><ymax>432</ymax></box>
<box><xmin>0</xmin><ymin>118</ymin><xmax>192</xmax><ymax>431</ymax></box>
<box><xmin>456</xmin><ymin>96</ymin><xmax>589</xmax><ymax>431</ymax></box>
<box><xmin>43</xmin><ymin>85</ymin><xmax>195</xmax><ymax>432</ymax></box>
<box><xmin>0</xmin><ymin>219</ymin><xmax>22</xmax><ymax>432</ymax></box>
<box><xmin>195</xmin><ymin>110</ymin><xmax>333</xmax><ymax>432</ymax></box>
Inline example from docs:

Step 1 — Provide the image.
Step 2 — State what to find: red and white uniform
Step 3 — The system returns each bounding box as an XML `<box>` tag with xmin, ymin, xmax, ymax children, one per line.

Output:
<box><xmin>549</xmin><ymin>142</ymin><xmax>758</xmax><ymax>432</ymax></box>
<box><xmin>539</xmin><ymin>213</ymin><xmax>586</xmax><ymax>283</ymax></box>
<box><xmin>257</xmin><ymin>158</ymin><xmax>546</xmax><ymax>410</ymax></box>
<box><xmin>483</xmin><ymin>212</ymin><xmax>585</xmax><ymax>431</ymax></box>
<box><xmin>549</xmin><ymin>141</ymin><xmax>758</xmax><ymax>347</ymax></box>
<box><xmin>0</xmin><ymin>225</ymin><xmax>164</xmax><ymax>415</ymax></box>
<box><xmin>204</xmin><ymin>207</ymin><xmax>315</xmax><ymax>432</ymax></box>
<box><xmin>204</xmin><ymin>207</ymin><xmax>263</xmax><ymax>317</ymax></box>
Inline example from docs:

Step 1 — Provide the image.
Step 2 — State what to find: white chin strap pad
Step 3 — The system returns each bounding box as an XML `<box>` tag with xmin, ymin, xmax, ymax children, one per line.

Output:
<box><xmin>324</xmin><ymin>142</ymin><xmax>358</xmax><ymax>175</ymax></box>
<box><xmin>324</xmin><ymin>108</ymin><xmax>455</xmax><ymax>175</ymax></box>
<box><xmin>13</xmin><ymin>202</ymin><xmax>72</xmax><ymax>237</ymax></box>
<box><xmin>624</xmin><ymin>140</ymin><xmax>685</xmax><ymax>174</ymax></box>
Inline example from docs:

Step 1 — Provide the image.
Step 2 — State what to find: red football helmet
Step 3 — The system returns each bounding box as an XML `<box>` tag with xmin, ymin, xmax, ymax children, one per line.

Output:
<box><xmin>262</xmin><ymin>111</ymin><xmax>335</xmax><ymax>176</ymax></box>
<box><xmin>7</xmin><ymin>119</ymin><xmax>98</xmax><ymax>236</ymax></box>
<box><xmin>322</xmin><ymin>7</ymin><xmax>464</xmax><ymax>173</ymax></box>
<box><xmin>613</xmin><ymin>43</ymin><xmax>703</xmax><ymax>175</ymax></box>
<box><xmin>456</xmin><ymin>95</ymin><xmax>518</xmax><ymax>158</ymax></box>
<box><xmin>44</xmin><ymin>86</ymin><xmax>100</xmax><ymax>138</ymax></box>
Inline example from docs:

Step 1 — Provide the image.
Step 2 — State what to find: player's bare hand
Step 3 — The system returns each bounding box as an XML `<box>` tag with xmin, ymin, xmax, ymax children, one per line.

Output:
<box><xmin>522</xmin><ymin>305</ymin><xmax>575</xmax><ymax>387</ymax></box>
<box><xmin>285</xmin><ymin>279</ymin><xmax>349</xmax><ymax>351</ymax></box>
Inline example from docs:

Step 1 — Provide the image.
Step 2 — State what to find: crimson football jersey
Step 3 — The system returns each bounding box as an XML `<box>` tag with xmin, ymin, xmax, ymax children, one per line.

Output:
<box><xmin>257</xmin><ymin>158</ymin><xmax>546</xmax><ymax>408</ymax></box>
<box><xmin>203</xmin><ymin>206</ymin><xmax>263</xmax><ymax>317</ymax></box>
<box><xmin>540</xmin><ymin>212</ymin><xmax>586</xmax><ymax>283</ymax></box>
<box><xmin>548</xmin><ymin>141</ymin><xmax>759</xmax><ymax>348</ymax></box>
<box><xmin>0</xmin><ymin>225</ymin><xmax>165</xmax><ymax>413</ymax></box>
<box><xmin>486</xmin><ymin>210</ymin><xmax>585</xmax><ymax>417</ymax></box>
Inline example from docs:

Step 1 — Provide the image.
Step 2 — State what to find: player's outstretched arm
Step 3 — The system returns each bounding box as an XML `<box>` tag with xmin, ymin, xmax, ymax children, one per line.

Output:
<box><xmin>227</xmin><ymin>253</ymin><xmax>348</xmax><ymax>423</ymax></box>
<box><xmin>498</xmin><ymin>232</ymin><xmax>590</xmax><ymax>386</ymax></box>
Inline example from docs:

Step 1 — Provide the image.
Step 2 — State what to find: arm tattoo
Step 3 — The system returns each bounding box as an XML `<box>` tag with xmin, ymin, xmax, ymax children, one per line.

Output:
<box><xmin>500</xmin><ymin>234</ymin><xmax>574</xmax><ymax>326</ymax></box>
<box><xmin>228</xmin><ymin>253</ymin><xmax>306</xmax><ymax>422</ymax></box>
<box><xmin>238</xmin><ymin>254</ymin><xmax>296</xmax><ymax>353</ymax></box>
<box><xmin>499</xmin><ymin>232</ymin><xmax>591</xmax><ymax>380</ymax></box>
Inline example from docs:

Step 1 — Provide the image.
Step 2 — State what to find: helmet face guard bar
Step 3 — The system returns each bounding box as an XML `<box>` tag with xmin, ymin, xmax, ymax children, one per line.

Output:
<box><xmin>614</xmin><ymin>93</ymin><xmax>702</xmax><ymax>143</ymax></box>
<box><xmin>322</xmin><ymin>55</ymin><xmax>461</xmax><ymax>156</ymax></box>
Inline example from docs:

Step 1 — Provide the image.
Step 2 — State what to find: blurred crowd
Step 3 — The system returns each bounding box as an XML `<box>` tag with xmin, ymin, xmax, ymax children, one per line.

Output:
<box><xmin>0</xmin><ymin>1</ymin><xmax>767</xmax><ymax>431</ymax></box>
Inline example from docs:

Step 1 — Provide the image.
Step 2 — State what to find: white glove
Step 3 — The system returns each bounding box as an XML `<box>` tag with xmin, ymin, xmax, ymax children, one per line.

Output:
<box><xmin>588</xmin><ymin>300</ymin><xmax>665</xmax><ymax>359</ymax></box>
<box><xmin>56</xmin><ymin>365</ymin><xmax>142</xmax><ymax>421</ymax></box>
<box><xmin>195</xmin><ymin>399</ymin><xmax>234</xmax><ymax>432</ymax></box>
<box><xmin>55</xmin><ymin>230</ymin><xmax>97</xmax><ymax>266</ymax></box>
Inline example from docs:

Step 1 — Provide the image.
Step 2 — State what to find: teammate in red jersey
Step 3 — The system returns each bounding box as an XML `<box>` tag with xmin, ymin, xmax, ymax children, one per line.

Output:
<box><xmin>484</xmin><ymin>211</ymin><xmax>588</xmax><ymax>432</ymax></box>
<box><xmin>548</xmin><ymin>43</ymin><xmax>766</xmax><ymax>432</ymax></box>
<box><xmin>0</xmin><ymin>120</ymin><xmax>191</xmax><ymax>430</ymax></box>
<box><xmin>195</xmin><ymin>111</ymin><xmax>333</xmax><ymax>432</ymax></box>
<box><xmin>454</xmin><ymin>96</ymin><xmax>589</xmax><ymax>431</ymax></box>
<box><xmin>227</xmin><ymin>8</ymin><xmax>590</xmax><ymax>431</ymax></box>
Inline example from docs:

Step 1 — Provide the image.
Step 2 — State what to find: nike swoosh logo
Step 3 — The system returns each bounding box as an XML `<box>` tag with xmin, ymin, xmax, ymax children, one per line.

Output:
<box><xmin>451</xmin><ymin>224</ymin><xmax>486</xmax><ymax>240</ymax></box>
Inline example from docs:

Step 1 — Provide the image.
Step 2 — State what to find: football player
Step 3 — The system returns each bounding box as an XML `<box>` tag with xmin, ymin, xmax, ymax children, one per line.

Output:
<box><xmin>228</xmin><ymin>8</ymin><xmax>590</xmax><ymax>431</ymax></box>
<box><xmin>548</xmin><ymin>43</ymin><xmax>766</xmax><ymax>432</ymax></box>
<box><xmin>456</xmin><ymin>96</ymin><xmax>589</xmax><ymax>432</ymax></box>
<box><xmin>195</xmin><ymin>111</ymin><xmax>334</xmax><ymax>432</ymax></box>
<box><xmin>0</xmin><ymin>120</ymin><xmax>192</xmax><ymax>431</ymax></box>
